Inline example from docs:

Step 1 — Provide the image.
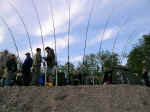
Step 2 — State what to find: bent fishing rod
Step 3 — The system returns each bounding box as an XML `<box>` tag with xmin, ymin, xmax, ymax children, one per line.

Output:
<box><xmin>48</xmin><ymin>0</ymin><xmax>58</xmax><ymax>86</ymax></box>
<box><xmin>119</xmin><ymin>30</ymin><xmax>137</xmax><ymax>63</ymax></box>
<box><xmin>98</xmin><ymin>0</ymin><xmax>130</xmax><ymax>55</ymax></box>
<box><xmin>31</xmin><ymin>0</ymin><xmax>45</xmax><ymax>56</ymax></box>
<box><xmin>48</xmin><ymin>0</ymin><xmax>57</xmax><ymax>58</ymax></box>
<box><xmin>0</xmin><ymin>16</ymin><xmax>20</xmax><ymax>61</ymax></box>
<box><xmin>83</xmin><ymin>0</ymin><xmax>96</xmax><ymax>65</ymax></box>
<box><xmin>111</xmin><ymin>17</ymin><xmax>129</xmax><ymax>67</ymax></box>
<box><xmin>8</xmin><ymin>1</ymin><xmax>34</xmax><ymax>57</ymax></box>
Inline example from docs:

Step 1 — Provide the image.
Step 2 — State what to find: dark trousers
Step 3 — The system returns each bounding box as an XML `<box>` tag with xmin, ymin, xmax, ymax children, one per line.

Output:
<box><xmin>23</xmin><ymin>70</ymin><xmax>31</xmax><ymax>86</ymax></box>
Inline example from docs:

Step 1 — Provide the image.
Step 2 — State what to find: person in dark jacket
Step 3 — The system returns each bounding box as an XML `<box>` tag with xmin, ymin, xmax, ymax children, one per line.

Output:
<box><xmin>143</xmin><ymin>68</ymin><xmax>150</xmax><ymax>86</ymax></box>
<box><xmin>44</xmin><ymin>47</ymin><xmax>56</xmax><ymax>83</ymax></box>
<box><xmin>22</xmin><ymin>53</ymin><xmax>33</xmax><ymax>86</ymax></box>
<box><xmin>5</xmin><ymin>54</ymin><xmax>17</xmax><ymax>86</ymax></box>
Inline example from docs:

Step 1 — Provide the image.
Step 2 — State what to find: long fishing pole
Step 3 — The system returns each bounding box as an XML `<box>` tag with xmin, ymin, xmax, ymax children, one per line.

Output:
<box><xmin>98</xmin><ymin>7</ymin><xmax>115</xmax><ymax>54</ymax></box>
<box><xmin>83</xmin><ymin>0</ymin><xmax>96</xmax><ymax>64</ymax></box>
<box><xmin>120</xmin><ymin>31</ymin><xmax>137</xmax><ymax>64</ymax></box>
<box><xmin>8</xmin><ymin>1</ymin><xmax>33</xmax><ymax>57</ymax></box>
<box><xmin>48</xmin><ymin>0</ymin><xmax>57</xmax><ymax>58</ymax></box>
<box><xmin>66</xmin><ymin>0</ymin><xmax>71</xmax><ymax>79</ymax></box>
<box><xmin>31</xmin><ymin>0</ymin><xmax>45</xmax><ymax>55</ymax></box>
<box><xmin>111</xmin><ymin>17</ymin><xmax>129</xmax><ymax>67</ymax></box>
<box><xmin>112</xmin><ymin>17</ymin><xmax>129</xmax><ymax>53</ymax></box>
<box><xmin>0</xmin><ymin>16</ymin><xmax>20</xmax><ymax>60</ymax></box>
<box><xmin>31</xmin><ymin>0</ymin><xmax>46</xmax><ymax>85</ymax></box>
<box><xmin>120</xmin><ymin>30</ymin><xmax>137</xmax><ymax>63</ymax></box>
<box><xmin>48</xmin><ymin>0</ymin><xmax>58</xmax><ymax>86</ymax></box>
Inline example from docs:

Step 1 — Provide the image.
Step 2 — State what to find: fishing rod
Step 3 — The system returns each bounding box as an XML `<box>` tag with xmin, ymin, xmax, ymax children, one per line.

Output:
<box><xmin>98</xmin><ymin>7</ymin><xmax>115</xmax><ymax>54</ymax></box>
<box><xmin>8</xmin><ymin>1</ymin><xmax>34</xmax><ymax>57</ymax></box>
<box><xmin>111</xmin><ymin>17</ymin><xmax>129</xmax><ymax>67</ymax></box>
<box><xmin>83</xmin><ymin>0</ymin><xmax>96</xmax><ymax>64</ymax></box>
<box><xmin>120</xmin><ymin>30</ymin><xmax>137</xmax><ymax>63</ymax></box>
<box><xmin>112</xmin><ymin>17</ymin><xmax>129</xmax><ymax>54</ymax></box>
<box><xmin>31</xmin><ymin>0</ymin><xmax>45</xmax><ymax>56</ymax></box>
<box><xmin>31</xmin><ymin>0</ymin><xmax>47</xmax><ymax>86</ymax></box>
<box><xmin>48</xmin><ymin>0</ymin><xmax>57</xmax><ymax>58</ymax></box>
<box><xmin>66</xmin><ymin>0</ymin><xmax>71</xmax><ymax>77</ymax></box>
<box><xmin>0</xmin><ymin>16</ymin><xmax>20</xmax><ymax>61</ymax></box>
<box><xmin>48</xmin><ymin>0</ymin><xmax>58</xmax><ymax>86</ymax></box>
<box><xmin>98</xmin><ymin>0</ymin><xmax>130</xmax><ymax>58</ymax></box>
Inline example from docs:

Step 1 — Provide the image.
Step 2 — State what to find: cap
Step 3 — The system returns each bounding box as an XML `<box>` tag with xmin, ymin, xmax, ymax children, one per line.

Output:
<box><xmin>25</xmin><ymin>52</ymin><xmax>30</xmax><ymax>55</ymax></box>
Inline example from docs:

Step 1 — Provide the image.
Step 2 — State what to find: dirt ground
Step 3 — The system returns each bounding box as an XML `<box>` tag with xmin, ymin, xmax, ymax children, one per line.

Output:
<box><xmin>0</xmin><ymin>85</ymin><xmax>150</xmax><ymax>112</ymax></box>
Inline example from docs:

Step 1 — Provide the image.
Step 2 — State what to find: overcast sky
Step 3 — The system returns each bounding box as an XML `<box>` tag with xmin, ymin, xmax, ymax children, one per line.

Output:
<box><xmin>0</xmin><ymin>0</ymin><xmax>150</xmax><ymax>65</ymax></box>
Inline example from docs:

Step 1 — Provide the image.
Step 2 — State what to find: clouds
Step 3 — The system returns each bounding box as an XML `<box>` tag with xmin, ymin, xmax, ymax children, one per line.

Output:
<box><xmin>89</xmin><ymin>27</ymin><xmax>118</xmax><ymax>46</ymax></box>
<box><xmin>0</xmin><ymin>0</ymin><xmax>149</xmax><ymax>65</ymax></box>
<box><xmin>35</xmin><ymin>0</ymin><xmax>87</xmax><ymax>36</ymax></box>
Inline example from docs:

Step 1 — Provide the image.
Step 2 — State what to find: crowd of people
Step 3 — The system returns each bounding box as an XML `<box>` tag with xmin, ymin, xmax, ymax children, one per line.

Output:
<box><xmin>0</xmin><ymin>46</ymin><xmax>56</xmax><ymax>86</ymax></box>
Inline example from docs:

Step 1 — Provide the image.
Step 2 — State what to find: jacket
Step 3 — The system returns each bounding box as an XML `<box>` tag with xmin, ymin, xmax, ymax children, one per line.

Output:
<box><xmin>33</xmin><ymin>53</ymin><xmax>42</xmax><ymax>68</ymax></box>
<box><xmin>6</xmin><ymin>59</ymin><xmax>17</xmax><ymax>72</ymax></box>
<box><xmin>22</xmin><ymin>57</ymin><xmax>33</xmax><ymax>71</ymax></box>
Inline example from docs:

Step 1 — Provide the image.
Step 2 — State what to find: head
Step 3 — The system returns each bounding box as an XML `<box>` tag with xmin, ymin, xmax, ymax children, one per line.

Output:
<box><xmin>143</xmin><ymin>68</ymin><xmax>147</xmax><ymax>72</ymax></box>
<box><xmin>4</xmin><ymin>50</ymin><xmax>8</xmax><ymax>55</ymax></box>
<box><xmin>25</xmin><ymin>52</ymin><xmax>31</xmax><ymax>58</ymax></box>
<box><xmin>10</xmin><ymin>54</ymin><xmax>15</xmax><ymax>60</ymax></box>
<box><xmin>36</xmin><ymin>48</ymin><xmax>41</xmax><ymax>54</ymax></box>
<box><xmin>45</xmin><ymin>47</ymin><xmax>51</xmax><ymax>53</ymax></box>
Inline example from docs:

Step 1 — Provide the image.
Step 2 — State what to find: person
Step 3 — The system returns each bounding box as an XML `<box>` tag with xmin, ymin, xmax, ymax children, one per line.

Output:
<box><xmin>142</xmin><ymin>68</ymin><xmax>150</xmax><ymax>86</ymax></box>
<box><xmin>44</xmin><ymin>47</ymin><xmax>56</xmax><ymax>84</ymax></box>
<box><xmin>22</xmin><ymin>53</ymin><xmax>33</xmax><ymax>86</ymax></box>
<box><xmin>32</xmin><ymin>48</ymin><xmax>42</xmax><ymax>85</ymax></box>
<box><xmin>5</xmin><ymin>54</ymin><xmax>17</xmax><ymax>86</ymax></box>
<box><xmin>0</xmin><ymin>50</ymin><xmax>9</xmax><ymax>79</ymax></box>
<box><xmin>103</xmin><ymin>71</ymin><xmax>112</xmax><ymax>85</ymax></box>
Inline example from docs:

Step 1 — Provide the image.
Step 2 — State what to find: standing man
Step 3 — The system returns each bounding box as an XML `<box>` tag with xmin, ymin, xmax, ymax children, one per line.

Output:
<box><xmin>22</xmin><ymin>53</ymin><xmax>33</xmax><ymax>86</ymax></box>
<box><xmin>44</xmin><ymin>47</ymin><xmax>56</xmax><ymax>84</ymax></box>
<box><xmin>32</xmin><ymin>48</ymin><xmax>42</xmax><ymax>85</ymax></box>
<box><xmin>5</xmin><ymin>54</ymin><xmax>17</xmax><ymax>86</ymax></box>
<box><xmin>0</xmin><ymin>50</ymin><xmax>10</xmax><ymax>86</ymax></box>
<box><xmin>143</xmin><ymin>68</ymin><xmax>150</xmax><ymax>86</ymax></box>
<box><xmin>0</xmin><ymin>50</ymin><xmax>9</xmax><ymax>76</ymax></box>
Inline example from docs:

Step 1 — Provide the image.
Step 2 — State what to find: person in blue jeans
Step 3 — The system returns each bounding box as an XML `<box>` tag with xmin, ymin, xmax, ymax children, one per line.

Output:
<box><xmin>5</xmin><ymin>54</ymin><xmax>17</xmax><ymax>86</ymax></box>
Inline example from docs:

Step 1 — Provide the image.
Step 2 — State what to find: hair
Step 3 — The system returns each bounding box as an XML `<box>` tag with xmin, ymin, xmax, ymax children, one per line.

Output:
<box><xmin>36</xmin><ymin>48</ymin><xmax>41</xmax><ymax>52</ymax></box>
<box><xmin>45</xmin><ymin>46</ymin><xmax>51</xmax><ymax>50</ymax></box>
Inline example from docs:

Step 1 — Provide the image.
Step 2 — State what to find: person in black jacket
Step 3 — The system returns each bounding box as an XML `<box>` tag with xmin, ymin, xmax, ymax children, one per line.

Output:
<box><xmin>22</xmin><ymin>53</ymin><xmax>33</xmax><ymax>86</ymax></box>
<box><xmin>143</xmin><ymin>68</ymin><xmax>150</xmax><ymax>86</ymax></box>
<box><xmin>44</xmin><ymin>47</ymin><xmax>56</xmax><ymax>83</ymax></box>
<box><xmin>5</xmin><ymin>54</ymin><xmax>17</xmax><ymax>86</ymax></box>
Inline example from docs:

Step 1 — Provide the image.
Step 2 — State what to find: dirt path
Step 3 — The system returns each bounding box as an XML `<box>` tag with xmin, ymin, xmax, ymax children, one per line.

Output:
<box><xmin>0</xmin><ymin>85</ymin><xmax>150</xmax><ymax>112</ymax></box>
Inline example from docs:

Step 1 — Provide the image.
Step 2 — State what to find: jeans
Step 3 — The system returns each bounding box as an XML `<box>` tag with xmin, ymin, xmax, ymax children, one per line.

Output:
<box><xmin>5</xmin><ymin>71</ymin><xmax>16</xmax><ymax>86</ymax></box>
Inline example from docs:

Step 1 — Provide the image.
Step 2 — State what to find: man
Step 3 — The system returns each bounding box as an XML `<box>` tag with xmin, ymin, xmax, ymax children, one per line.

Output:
<box><xmin>44</xmin><ymin>47</ymin><xmax>56</xmax><ymax>83</ymax></box>
<box><xmin>143</xmin><ymin>68</ymin><xmax>150</xmax><ymax>86</ymax></box>
<box><xmin>22</xmin><ymin>53</ymin><xmax>33</xmax><ymax>86</ymax></box>
<box><xmin>32</xmin><ymin>48</ymin><xmax>42</xmax><ymax>85</ymax></box>
<box><xmin>5</xmin><ymin>54</ymin><xmax>17</xmax><ymax>86</ymax></box>
<box><xmin>0</xmin><ymin>50</ymin><xmax>9</xmax><ymax>77</ymax></box>
<box><xmin>0</xmin><ymin>50</ymin><xmax>10</xmax><ymax>86</ymax></box>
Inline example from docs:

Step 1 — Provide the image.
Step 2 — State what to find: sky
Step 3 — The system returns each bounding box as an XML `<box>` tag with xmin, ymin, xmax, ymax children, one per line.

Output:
<box><xmin>0</xmin><ymin>0</ymin><xmax>150</xmax><ymax>65</ymax></box>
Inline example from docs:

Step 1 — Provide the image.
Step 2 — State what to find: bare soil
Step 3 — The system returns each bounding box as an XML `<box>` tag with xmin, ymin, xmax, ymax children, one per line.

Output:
<box><xmin>0</xmin><ymin>85</ymin><xmax>150</xmax><ymax>112</ymax></box>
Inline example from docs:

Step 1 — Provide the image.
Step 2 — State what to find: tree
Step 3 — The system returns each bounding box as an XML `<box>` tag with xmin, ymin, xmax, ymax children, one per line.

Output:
<box><xmin>77</xmin><ymin>53</ymin><xmax>98</xmax><ymax>74</ymax></box>
<box><xmin>127</xmin><ymin>34</ymin><xmax>150</xmax><ymax>74</ymax></box>
<box><xmin>97</xmin><ymin>50</ymin><xmax>120</xmax><ymax>71</ymax></box>
<box><xmin>58</xmin><ymin>62</ymin><xmax>75</xmax><ymax>74</ymax></box>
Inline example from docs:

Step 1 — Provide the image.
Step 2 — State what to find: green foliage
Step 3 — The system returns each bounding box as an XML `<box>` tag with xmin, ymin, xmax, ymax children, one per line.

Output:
<box><xmin>127</xmin><ymin>34</ymin><xmax>150</xmax><ymax>74</ymax></box>
<box><xmin>58</xmin><ymin>62</ymin><xmax>75</xmax><ymax>74</ymax></box>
